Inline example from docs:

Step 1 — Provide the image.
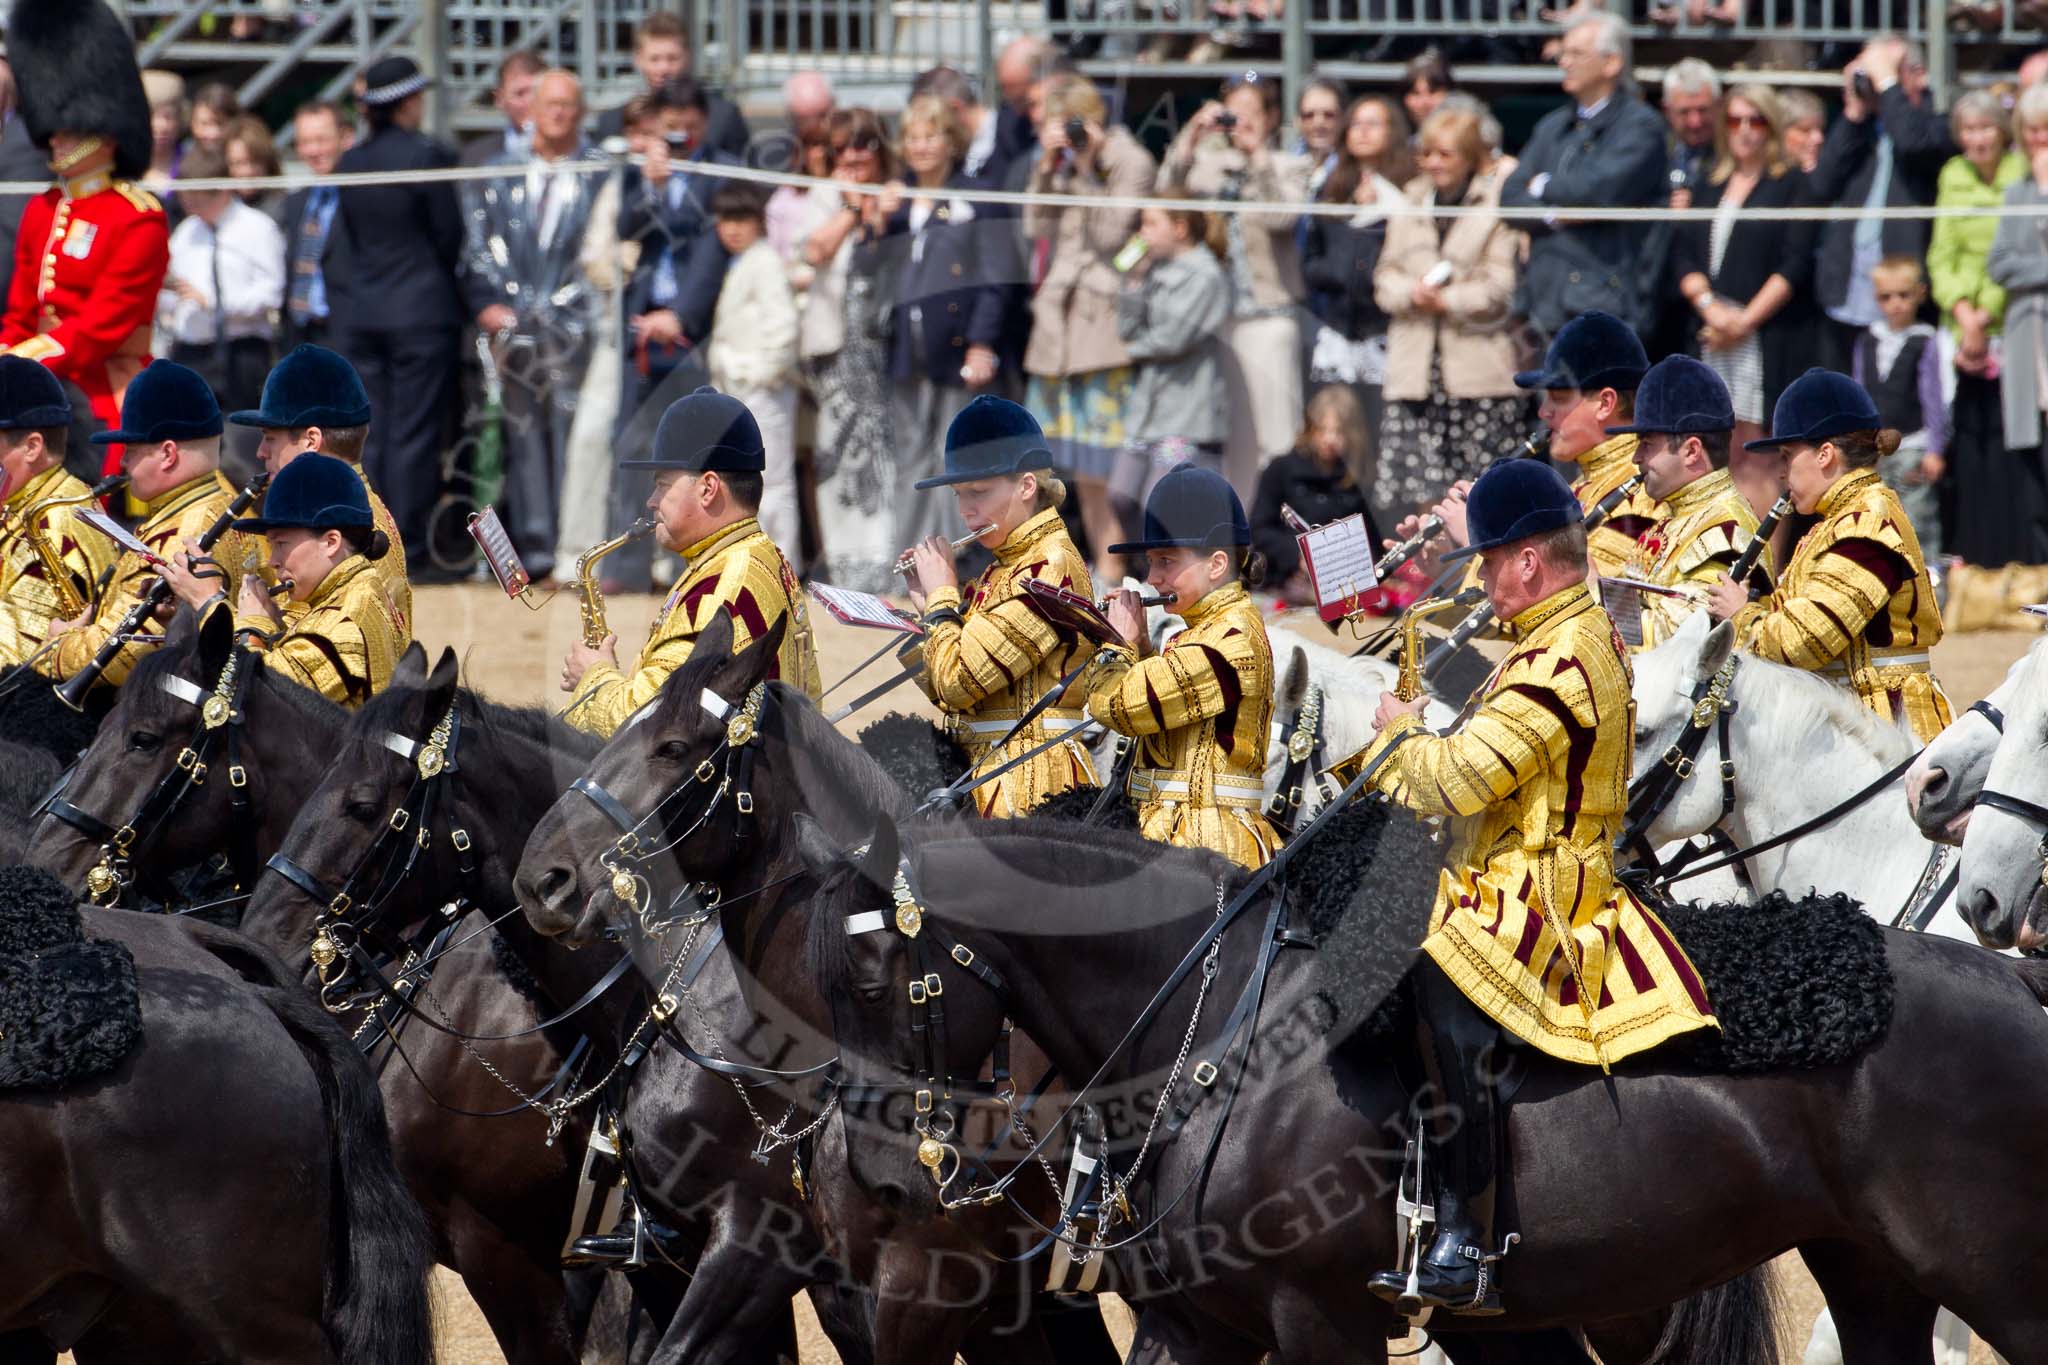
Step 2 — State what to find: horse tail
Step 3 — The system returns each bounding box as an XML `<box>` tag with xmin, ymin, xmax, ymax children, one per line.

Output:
<box><xmin>2012</xmin><ymin>959</ymin><xmax>2048</xmax><ymax>1009</ymax></box>
<box><xmin>1647</xmin><ymin>1267</ymin><xmax>1782</xmax><ymax>1365</ymax></box>
<box><xmin>257</xmin><ymin>981</ymin><xmax>438</xmax><ymax>1365</ymax></box>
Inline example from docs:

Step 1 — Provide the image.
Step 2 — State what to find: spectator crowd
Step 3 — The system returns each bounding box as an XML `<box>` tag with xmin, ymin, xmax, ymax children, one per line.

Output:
<box><xmin>26</xmin><ymin>10</ymin><xmax>2048</xmax><ymax>601</ymax></box>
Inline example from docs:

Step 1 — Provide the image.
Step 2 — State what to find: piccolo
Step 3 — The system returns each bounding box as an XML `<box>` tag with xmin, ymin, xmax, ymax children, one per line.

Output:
<box><xmin>1373</xmin><ymin>514</ymin><xmax>1445</xmax><ymax>580</ymax></box>
<box><xmin>1726</xmin><ymin>494</ymin><xmax>1790</xmax><ymax>595</ymax></box>
<box><xmin>895</xmin><ymin>526</ymin><xmax>997</xmax><ymax>574</ymax></box>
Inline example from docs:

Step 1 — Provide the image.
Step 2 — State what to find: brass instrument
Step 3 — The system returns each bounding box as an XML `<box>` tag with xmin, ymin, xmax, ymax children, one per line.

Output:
<box><xmin>574</xmin><ymin>518</ymin><xmax>656</xmax><ymax>646</ymax></box>
<box><xmin>1394</xmin><ymin>589</ymin><xmax>1486</xmax><ymax>701</ymax></box>
<box><xmin>15</xmin><ymin>473</ymin><xmax>127</xmax><ymax>620</ymax></box>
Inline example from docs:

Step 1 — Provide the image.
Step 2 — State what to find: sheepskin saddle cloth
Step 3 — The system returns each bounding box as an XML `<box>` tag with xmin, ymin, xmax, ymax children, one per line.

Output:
<box><xmin>0</xmin><ymin>866</ymin><xmax>142</xmax><ymax>1091</ymax></box>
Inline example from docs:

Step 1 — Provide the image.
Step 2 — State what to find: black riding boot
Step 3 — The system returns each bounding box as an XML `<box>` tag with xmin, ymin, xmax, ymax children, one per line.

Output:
<box><xmin>1368</xmin><ymin>963</ymin><xmax>1505</xmax><ymax>1316</ymax></box>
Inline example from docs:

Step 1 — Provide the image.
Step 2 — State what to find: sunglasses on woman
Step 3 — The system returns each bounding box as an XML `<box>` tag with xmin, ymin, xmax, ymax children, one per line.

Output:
<box><xmin>1725</xmin><ymin>112</ymin><xmax>1768</xmax><ymax>131</ymax></box>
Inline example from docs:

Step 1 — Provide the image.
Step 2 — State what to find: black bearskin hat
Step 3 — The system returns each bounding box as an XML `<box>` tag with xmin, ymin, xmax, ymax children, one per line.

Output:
<box><xmin>7</xmin><ymin>0</ymin><xmax>154</xmax><ymax>179</ymax></box>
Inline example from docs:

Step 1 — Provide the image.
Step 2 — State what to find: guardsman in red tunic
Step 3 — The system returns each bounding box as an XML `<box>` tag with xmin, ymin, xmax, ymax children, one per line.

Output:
<box><xmin>0</xmin><ymin>0</ymin><xmax>169</xmax><ymax>473</ymax></box>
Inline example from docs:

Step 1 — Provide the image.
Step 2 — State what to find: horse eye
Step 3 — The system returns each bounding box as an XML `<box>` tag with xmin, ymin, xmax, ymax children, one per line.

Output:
<box><xmin>656</xmin><ymin>740</ymin><xmax>690</xmax><ymax>762</ymax></box>
<box><xmin>126</xmin><ymin>730</ymin><xmax>160</xmax><ymax>754</ymax></box>
<box><xmin>342</xmin><ymin>786</ymin><xmax>382</xmax><ymax>822</ymax></box>
<box><xmin>856</xmin><ymin>982</ymin><xmax>891</xmax><ymax>1006</ymax></box>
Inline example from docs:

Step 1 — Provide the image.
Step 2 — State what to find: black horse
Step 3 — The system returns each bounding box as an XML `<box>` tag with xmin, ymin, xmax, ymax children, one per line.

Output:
<box><xmin>514</xmin><ymin>617</ymin><xmax>1771</xmax><ymax>1365</ymax></box>
<box><xmin>0</xmin><ymin>891</ymin><xmax>433</xmax><ymax>1362</ymax></box>
<box><xmin>27</xmin><ymin>614</ymin><xmax>616</xmax><ymax>1365</ymax></box>
<box><xmin>246</xmin><ymin>643</ymin><xmax>883</xmax><ymax>1365</ymax></box>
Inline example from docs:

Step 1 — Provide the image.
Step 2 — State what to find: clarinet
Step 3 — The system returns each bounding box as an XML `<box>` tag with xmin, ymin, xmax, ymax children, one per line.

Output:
<box><xmin>1372</xmin><ymin>514</ymin><xmax>1444</xmax><ymax>581</ymax></box>
<box><xmin>1502</xmin><ymin>427</ymin><xmax>1551</xmax><ymax>463</ymax></box>
<box><xmin>1726</xmin><ymin>494</ymin><xmax>1790</xmax><ymax>598</ymax></box>
<box><xmin>1425</xmin><ymin>474</ymin><xmax>1646</xmax><ymax>677</ymax></box>
<box><xmin>54</xmin><ymin>469</ymin><xmax>272</xmax><ymax>711</ymax></box>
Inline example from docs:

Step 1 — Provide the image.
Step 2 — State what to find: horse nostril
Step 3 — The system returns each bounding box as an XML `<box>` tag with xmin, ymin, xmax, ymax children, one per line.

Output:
<box><xmin>537</xmin><ymin>866</ymin><xmax>573</xmax><ymax>909</ymax></box>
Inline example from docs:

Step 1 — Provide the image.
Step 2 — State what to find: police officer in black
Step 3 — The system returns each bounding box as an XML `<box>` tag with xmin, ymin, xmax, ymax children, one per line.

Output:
<box><xmin>332</xmin><ymin>56</ymin><xmax>464</xmax><ymax>573</ymax></box>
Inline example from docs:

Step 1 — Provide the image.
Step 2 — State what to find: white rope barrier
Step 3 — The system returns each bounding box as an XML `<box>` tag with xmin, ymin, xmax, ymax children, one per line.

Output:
<box><xmin>52</xmin><ymin>153</ymin><xmax>2048</xmax><ymax>223</ymax></box>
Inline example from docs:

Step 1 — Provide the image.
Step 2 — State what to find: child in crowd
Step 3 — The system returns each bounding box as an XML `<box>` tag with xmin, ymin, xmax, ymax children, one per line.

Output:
<box><xmin>705</xmin><ymin>184</ymin><xmax>802</xmax><ymax>563</ymax></box>
<box><xmin>1852</xmin><ymin>254</ymin><xmax>1950</xmax><ymax>562</ymax></box>
<box><xmin>1110</xmin><ymin>196</ymin><xmax>1232</xmax><ymax>539</ymax></box>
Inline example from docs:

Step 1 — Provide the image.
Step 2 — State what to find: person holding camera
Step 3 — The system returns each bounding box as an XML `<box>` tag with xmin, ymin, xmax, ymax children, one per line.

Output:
<box><xmin>1808</xmin><ymin>35</ymin><xmax>1954</xmax><ymax>375</ymax></box>
<box><xmin>1162</xmin><ymin>74</ymin><xmax>1313</xmax><ymax>495</ymax></box>
<box><xmin>1022</xmin><ymin>73</ymin><xmax>1156</xmax><ymax>581</ymax></box>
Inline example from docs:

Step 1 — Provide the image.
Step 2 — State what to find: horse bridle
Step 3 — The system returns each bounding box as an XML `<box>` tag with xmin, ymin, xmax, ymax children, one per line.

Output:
<box><xmin>1266</xmin><ymin>683</ymin><xmax>1333</xmax><ymax>838</ymax></box>
<box><xmin>1970</xmin><ymin>699</ymin><xmax>2048</xmax><ymax>892</ymax></box>
<box><xmin>1619</xmin><ymin>655</ymin><xmax>1743</xmax><ymax>885</ymax></box>
<box><xmin>263</xmin><ymin>704</ymin><xmax>478</xmax><ymax>1011</ymax></box>
<box><xmin>42</xmin><ymin>649</ymin><xmax>260</xmax><ymax>906</ymax></box>
<box><xmin>570</xmin><ymin>683</ymin><xmax>772</xmax><ymax>934</ymax></box>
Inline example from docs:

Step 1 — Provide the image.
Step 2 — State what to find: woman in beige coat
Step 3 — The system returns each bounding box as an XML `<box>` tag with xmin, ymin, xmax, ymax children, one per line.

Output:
<box><xmin>1024</xmin><ymin>74</ymin><xmax>1158</xmax><ymax>578</ymax></box>
<box><xmin>1161</xmin><ymin>74</ymin><xmax>1313</xmax><ymax>494</ymax></box>
<box><xmin>1371</xmin><ymin>104</ymin><xmax>1529</xmax><ymax>528</ymax></box>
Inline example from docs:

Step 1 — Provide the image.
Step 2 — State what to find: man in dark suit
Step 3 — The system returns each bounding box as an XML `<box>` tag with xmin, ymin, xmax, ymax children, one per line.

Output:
<box><xmin>1499</xmin><ymin>12</ymin><xmax>1667</xmax><ymax>339</ymax></box>
<box><xmin>459</xmin><ymin>50</ymin><xmax>541</xmax><ymax>168</ymax></box>
<box><xmin>277</xmin><ymin>100</ymin><xmax>352</xmax><ymax>353</ymax></box>
<box><xmin>331</xmin><ymin>56</ymin><xmax>464</xmax><ymax>566</ymax></box>
<box><xmin>592</xmin><ymin>12</ymin><xmax>748</xmax><ymax>160</ymax></box>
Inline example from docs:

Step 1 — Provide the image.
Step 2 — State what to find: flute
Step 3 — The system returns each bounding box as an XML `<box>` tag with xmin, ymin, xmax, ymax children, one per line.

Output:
<box><xmin>895</xmin><ymin>526</ymin><xmax>996</xmax><ymax>575</ymax></box>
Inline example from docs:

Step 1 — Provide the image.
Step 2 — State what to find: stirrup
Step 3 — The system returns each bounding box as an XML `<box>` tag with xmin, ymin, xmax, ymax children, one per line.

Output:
<box><xmin>1365</xmin><ymin>1137</ymin><xmax>1439</xmax><ymax>1321</ymax></box>
<box><xmin>1445</xmin><ymin>1233</ymin><xmax>1522</xmax><ymax>1317</ymax></box>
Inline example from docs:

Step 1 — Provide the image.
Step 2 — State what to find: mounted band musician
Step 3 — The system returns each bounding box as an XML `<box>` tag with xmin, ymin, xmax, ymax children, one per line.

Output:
<box><xmin>901</xmin><ymin>396</ymin><xmax>1100</xmax><ymax>817</ymax></box>
<box><xmin>561</xmin><ymin>384</ymin><xmax>821</xmax><ymax>737</ymax></box>
<box><xmin>1089</xmin><ymin>464</ymin><xmax>1279</xmax><ymax>867</ymax></box>
<box><xmin>36</xmin><ymin>361</ymin><xmax>256</xmax><ymax>692</ymax></box>
<box><xmin>230</xmin><ymin>343</ymin><xmax>411</xmax><ymax>634</ymax></box>
<box><xmin>158</xmin><ymin>452</ymin><xmax>408</xmax><ymax>708</ymax></box>
<box><xmin>1338</xmin><ymin>458</ymin><xmax>1719</xmax><ymax>1316</ymax></box>
<box><xmin>0</xmin><ymin>356</ymin><xmax>115</xmax><ymax>664</ymax></box>
<box><xmin>1706</xmin><ymin>367</ymin><xmax>1952</xmax><ymax>742</ymax></box>
<box><xmin>1605</xmin><ymin>354</ymin><xmax>1768</xmax><ymax>648</ymax></box>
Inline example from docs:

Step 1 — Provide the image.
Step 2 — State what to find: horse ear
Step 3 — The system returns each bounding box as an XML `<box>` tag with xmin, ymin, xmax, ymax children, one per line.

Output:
<box><xmin>1699</xmin><ymin>619</ymin><xmax>1735</xmax><ymax>679</ymax></box>
<box><xmin>1281</xmin><ymin>646</ymin><xmax>1308</xmax><ymax>710</ymax></box>
<box><xmin>424</xmin><ymin>646</ymin><xmax>459</xmax><ymax>720</ymax></box>
<box><xmin>392</xmin><ymin>642</ymin><xmax>429</xmax><ymax>686</ymax></box>
<box><xmin>706</xmin><ymin>608</ymin><xmax>787</xmax><ymax>701</ymax></box>
<box><xmin>196</xmin><ymin>603</ymin><xmax>234</xmax><ymax>678</ymax></box>
<box><xmin>854</xmin><ymin>811</ymin><xmax>900</xmax><ymax>889</ymax></box>
<box><xmin>791</xmin><ymin>812</ymin><xmax>842</xmax><ymax>879</ymax></box>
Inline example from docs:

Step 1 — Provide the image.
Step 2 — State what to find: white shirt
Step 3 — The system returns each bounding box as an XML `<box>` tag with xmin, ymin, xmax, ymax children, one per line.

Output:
<box><xmin>158</xmin><ymin>199</ymin><xmax>286</xmax><ymax>346</ymax></box>
<box><xmin>525</xmin><ymin>155</ymin><xmax>582</xmax><ymax>251</ymax></box>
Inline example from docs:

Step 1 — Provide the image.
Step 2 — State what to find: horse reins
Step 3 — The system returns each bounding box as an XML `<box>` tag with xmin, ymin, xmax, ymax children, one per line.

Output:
<box><xmin>42</xmin><ymin>649</ymin><xmax>260</xmax><ymax>906</ymax></box>
<box><xmin>1970</xmin><ymin>699</ymin><xmax>2048</xmax><ymax>895</ymax></box>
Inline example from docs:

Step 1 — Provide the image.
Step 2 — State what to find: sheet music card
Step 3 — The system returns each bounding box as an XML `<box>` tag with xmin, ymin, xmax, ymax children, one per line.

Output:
<box><xmin>1297</xmin><ymin>514</ymin><xmax>1377</xmax><ymax>623</ymax></box>
<box><xmin>468</xmin><ymin>507</ymin><xmax>531</xmax><ymax>598</ymax></box>
<box><xmin>73</xmin><ymin>506</ymin><xmax>159</xmax><ymax>563</ymax></box>
<box><xmin>1598</xmin><ymin>576</ymin><xmax>1646</xmax><ymax>647</ymax></box>
<box><xmin>807</xmin><ymin>583</ymin><xmax>924</xmax><ymax>635</ymax></box>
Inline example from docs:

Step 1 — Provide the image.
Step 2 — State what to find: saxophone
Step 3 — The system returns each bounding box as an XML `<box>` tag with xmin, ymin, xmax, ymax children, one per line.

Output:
<box><xmin>574</xmin><ymin>518</ymin><xmax>656</xmax><ymax>646</ymax></box>
<box><xmin>15</xmin><ymin>473</ymin><xmax>128</xmax><ymax>620</ymax></box>
<box><xmin>1394</xmin><ymin>589</ymin><xmax>1486</xmax><ymax>701</ymax></box>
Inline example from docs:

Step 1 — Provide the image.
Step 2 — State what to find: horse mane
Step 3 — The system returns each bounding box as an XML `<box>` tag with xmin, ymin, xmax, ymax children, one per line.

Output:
<box><xmin>1737</xmin><ymin>651</ymin><xmax>1917</xmax><ymax>766</ymax></box>
<box><xmin>350</xmin><ymin>675</ymin><xmax>604</xmax><ymax>769</ymax></box>
<box><xmin>122</xmin><ymin>636</ymin><xmax>350</xmax><ymax>733</ymax></box>
<box><xmin>771</xmin><ymin>682</ymin><xmax>916</xmax><ymax>826</ymax></box>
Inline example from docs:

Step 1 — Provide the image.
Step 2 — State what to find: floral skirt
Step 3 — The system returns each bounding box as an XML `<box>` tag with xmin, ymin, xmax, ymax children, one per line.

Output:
<box><xmin>1375</xmin><ymin>355</ymin><xmax>1531</xmax><ymax>527</ymax></box>
<box><xmin>1028</xmin><ymin>368</ymin><xmax>1134</xmax><ymax>482</ymax></box>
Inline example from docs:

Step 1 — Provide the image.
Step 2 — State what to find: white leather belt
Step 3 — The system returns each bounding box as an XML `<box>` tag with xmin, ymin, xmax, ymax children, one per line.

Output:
<box><xmin>1821</xmin><ymin>650</ymin><xmax>1931</xmax><ymax>677</ymax></box>
<box><xmin>1128</xmin><ymin>767</ymin><xmax>1267</xmax><ymax>809</ymax></box>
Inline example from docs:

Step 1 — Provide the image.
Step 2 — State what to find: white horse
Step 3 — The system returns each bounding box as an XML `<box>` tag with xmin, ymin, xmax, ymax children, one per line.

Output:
<box><xmin>1628</xmin><ymin>611</ymin><xmax>1974</xmax><ymax>940</ymax></box>
<box><xmin>1955</xmin><ymin>638</ymin><xmax>2048</xmax><ymax>951</ymax></box>
<box><xmin>1908</xmin><ymin>648</ymin><xmax>2030</xmax><ymax>844</ymax></box>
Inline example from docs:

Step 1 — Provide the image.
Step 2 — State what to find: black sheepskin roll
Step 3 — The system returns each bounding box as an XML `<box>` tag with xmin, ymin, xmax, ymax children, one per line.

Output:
<box><xmin>0</xmin><ymin>664</ymin><xmax>104</xmax><ymax>761</ymax></box>
<box><xmin>0</xmin><ymin>940</ymin><xmax>142</xmax><ymax>1090</ymax></box>
<box><xmin>856</xmin><ymin>713</ymin><xmax>971</xmax><ymax>805</ymax></box>
<box><xmin>1024</xmin><ymin>784</ymin><xmax>1143</xmax><ymax>832</ymax></box>
<box><xmin>1660</xmin><ymin>890</ymin><xmax>1893</xmax><ymax>1074</ymax></box>
<box><xmin>0</xmin><ymin>865</ymin><xmax>84</xmax><ymax>955</ymax></box>
<box><xmin>1296</xmin><ymin>800</ymin><xmax>1444</xmax><ymax>1046</ymax></box>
